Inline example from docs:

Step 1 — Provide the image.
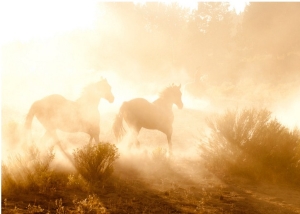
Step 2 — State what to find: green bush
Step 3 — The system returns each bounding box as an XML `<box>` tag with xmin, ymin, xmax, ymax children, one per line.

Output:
<box><xmin>73</xmin><ymin>142</ymin><xmax>119</xmax><ymax>185</ymax></box>
<box><xmin>1</xmin><ymin>144</ymin><xmax>56</xmax><ymax>194</ymax></box>
<box><xmin>203</xmin><ymin>108</ymin><xmax>300</xmax><ymax>184</ymax></box>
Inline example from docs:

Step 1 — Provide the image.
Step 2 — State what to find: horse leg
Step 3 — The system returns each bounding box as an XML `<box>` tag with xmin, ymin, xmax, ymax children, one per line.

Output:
<box><xmin>49</xmin><ymin>130</ymin><xmax>75</xmax><ymax>166</ymax></box>
<box><xmin>89</xmin><ymin>127</ymin><xmax>100</xmax><ymax>144</ymax></box>
<box><xmin>90</xmin><ymin>134</ymin><xmax>99</xmax><ymax>144</ymax></box>
<box><xmin>41</xmin><ymin>131</ymin><xmax>52</xmax><ymax>143</ymax></box>
<box><xmin>88</xmin><ymin>133</ymin><xmax>99</xmax><ymax>144</ymax></box>
<box><xmin>133</xmin><ymin>126</ymin><xmax>141</xmax><ymax>148</ymax></box>
<box><xmin>126</xmin><ymin>123</ymin><xmax>140</xmax><ymax>149</ymax></box>
<box><xmin>167</xmin><ymin>135</ymin><xmax>172</xmax><ymax>156</ymax></box>
<box><xmin>166</xmin><ymin>128</ymin><xmax>173</xmax><ymax>156</ymax></box>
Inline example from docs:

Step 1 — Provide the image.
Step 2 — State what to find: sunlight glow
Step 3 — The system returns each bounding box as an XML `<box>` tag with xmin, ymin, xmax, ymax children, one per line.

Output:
<box><xmin>178</xmin><ymin>1</ymin><xmax>198</xmax><ymax>11</ymax></box>
<box><xmin>0</xmin><ymin>1</ymin><xmax>99</xmax><ymax>44</ymax></box>
<box><xmin>134</xmin><ymin>1</ymin><xmax>198</xmax><ymax>11</ymax></box>
<box><xmin>0</xmin><ymin>1</ymin><xmax>250</xmax><ymax>54</ymax></box>
<box><xmin>133</xmin><ymin>1</ymin><xmax>248</xmax><ymax>14</ymax></box>
<box><xmin>229</xmin><ymin>1</ymin><xmax>249</xmax><ymax>14</ymax></box>
<box><xmin>273</xmin><ymin>98</ymin><xmax>300</xmax><ymax>129</ymax></box>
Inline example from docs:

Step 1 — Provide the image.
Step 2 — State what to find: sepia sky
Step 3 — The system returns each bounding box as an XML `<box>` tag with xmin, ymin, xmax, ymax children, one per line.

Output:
<box><xmin>1</xmin><ymin>3</ymin><xmax>300</xmax><ymax>213</ymax></box>
<box><xmin>0</xmin><ymin>1</ymin><xmax>248</xmax><ymax>44</ymax></box>
<box><xmin>1</xmin><ymin>1</ymin><xmax>299</xmax><ymax>129</ymax></box>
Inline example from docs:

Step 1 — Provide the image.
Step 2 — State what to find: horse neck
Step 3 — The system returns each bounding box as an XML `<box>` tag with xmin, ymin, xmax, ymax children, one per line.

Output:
<box><xmin>153</xmin><ymin>98</ymin><xmax>173</xmax><ymax>111</ymax></box>
<box><xmin>76</xmin><ymin>95</ymin><xmax>101</xmax><ymax>108</ymax></box>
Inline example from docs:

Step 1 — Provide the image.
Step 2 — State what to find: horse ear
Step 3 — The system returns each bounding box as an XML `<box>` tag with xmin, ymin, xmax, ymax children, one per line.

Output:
<box><xmin>100</xmin><ymin>76</ymin><xmax>107</xmax><ymax>81</ymax></box>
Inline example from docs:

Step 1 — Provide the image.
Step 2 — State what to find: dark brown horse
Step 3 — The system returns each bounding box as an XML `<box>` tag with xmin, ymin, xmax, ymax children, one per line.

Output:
<box><xmin>25</xmin><ymin>78</ymin><xmax>114</xmax><ymax>144</ymax></box>
<box><xmin>113</xmin><ymin>84</ymin><xmax>183</xmax><ymax>155</ymax></box>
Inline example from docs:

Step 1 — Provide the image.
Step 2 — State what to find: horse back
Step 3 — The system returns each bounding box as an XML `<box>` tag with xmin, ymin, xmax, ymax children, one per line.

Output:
<box><xmin>123</xmin><ymin>98</ymin><xmax>173</xmax><ymax>131</ymax></box>
<box><xmin>36</xmin><ymin>94</ymin><xmax>75</xmax><ymax>113</ymax></box>
<box><xmin>33</xmin><ymin>94</ymin><xmax>99</xmax><ymax>133</ymax></box>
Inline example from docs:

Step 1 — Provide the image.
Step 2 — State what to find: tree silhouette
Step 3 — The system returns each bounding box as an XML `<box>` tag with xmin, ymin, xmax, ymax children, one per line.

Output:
<box><xmin>235</xmin><ymin>2</ymin><xmax>300</xmax><ymax>83</ymax></box>
<box><xmin>238</xmin><ymin>2</ymin><xmax>300</xmax><ymax>56</ymax></box>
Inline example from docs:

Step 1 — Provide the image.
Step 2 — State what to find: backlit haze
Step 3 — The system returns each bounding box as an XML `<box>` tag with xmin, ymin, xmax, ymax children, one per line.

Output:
<box><xmin>1</xmin><ymin>1</ymin><xmax>300</xmax><ymax>164</ymax></box>
<box><xmin>1</xmin><ymin>1</ymin><xmax>249</xmax><ymax>114</ymax></box>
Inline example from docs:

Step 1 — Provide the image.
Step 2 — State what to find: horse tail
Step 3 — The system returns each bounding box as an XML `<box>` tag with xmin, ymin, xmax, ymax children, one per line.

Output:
<box><xmin>113</xmin><ymin>102</ymin><xmax>127</xmax><ymax>142</ymax></box>
<box><xmin>25</xmin><ymin>101</ymin><xmax>38</xmax><ymax>130</ymax></box>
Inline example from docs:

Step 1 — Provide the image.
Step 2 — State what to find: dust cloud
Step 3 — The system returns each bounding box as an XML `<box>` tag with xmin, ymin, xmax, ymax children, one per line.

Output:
<box><xmin>1</xmin><ymin>2</ymin><xmax>300</xmax><ymax>179</ymax></box>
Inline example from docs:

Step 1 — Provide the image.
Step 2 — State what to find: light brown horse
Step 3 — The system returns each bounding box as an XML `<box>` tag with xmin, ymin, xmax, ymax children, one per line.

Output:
<box><xmin>113</xmin><ymin>84</ymin><xmax>183</xmax><ymax>155</ymax></box>
<box><xmin>25</xmin><ymin>78</ymin><xmax>114</xmax><ymax>144</ymax></box>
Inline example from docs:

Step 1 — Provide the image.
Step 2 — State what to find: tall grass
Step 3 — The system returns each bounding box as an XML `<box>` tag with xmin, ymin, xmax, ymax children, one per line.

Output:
<box><xmin>2</xmin><ymin>141</ymin><xmax>120</xmax><ymax>195</ymax></box>
<box><xmin>202</xmin><ymin>108</ymin><xmax>300</xmax><ymax>184</ymax></box>
<box><xmin>2</xmin><ymin>144</ymin><xmax>56</xmax><ymax>194</ymax></box>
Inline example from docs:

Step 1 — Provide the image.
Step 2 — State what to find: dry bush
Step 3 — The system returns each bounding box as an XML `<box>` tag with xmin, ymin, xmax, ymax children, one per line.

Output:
<box><xmin>1</xmin><ymin>144</ymin><xmax>58</xmax><ymax>194</ymax></box>
<box><xmin>73</xmin><ymin>142</ymin><xmax>119</xmax><ymax>185</ymax></box>
<box><xmin>73</xmin><ymin>194</ymin><xmax>106</xmax><ymax>213</ymax></box>
<box><xmin>202</xmin><ymin>108</ymin><xmax>300</xmax><ymax>184</ymax></box>
<box><xmin>67</xmin><ymin>174</ymin><xmax>89</xmax><ymax>192</ymax></box>
<box><xmin>150</xmin><ymin>147</ymin><xmax>171</xmax><ymax>174</ymax></box>
<box><xmin>152</xmin><ymin>147</ymin><xmax>168</xmax><ymax>163</ymax></box>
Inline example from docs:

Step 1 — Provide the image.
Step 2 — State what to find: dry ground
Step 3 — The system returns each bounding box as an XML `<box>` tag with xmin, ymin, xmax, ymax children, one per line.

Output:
<box><xmin>2</xmin><ymin>107</ymin><xmax>300</xmax><ymax>213</ymax></box>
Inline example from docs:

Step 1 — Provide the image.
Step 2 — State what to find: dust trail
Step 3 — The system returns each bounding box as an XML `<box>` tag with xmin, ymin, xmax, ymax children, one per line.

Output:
<box><xmin>272</xmin><ymin>96</ymin><xmax>300</xmax><ymax>129</ymax></box>
<box><xmin>181</xmin><ymin>93</ymin><xmax>211</xmax><ymax>111</ymax></box>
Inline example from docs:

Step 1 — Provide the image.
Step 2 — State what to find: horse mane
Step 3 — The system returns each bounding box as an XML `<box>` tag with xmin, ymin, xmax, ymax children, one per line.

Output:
<box><xmin>159</xmin><ymin>84</ymin><xmax>178</xmax><ymax>99</ymax></box>
<box><xmin>79</xmin><ymin>78</ymin><xmax>107</xmax><ymax>99</ymax></box>
<box><xmin>80</xmin><ymin>83</ymin><xmax>98</xmax><ymax>99</ymax></box>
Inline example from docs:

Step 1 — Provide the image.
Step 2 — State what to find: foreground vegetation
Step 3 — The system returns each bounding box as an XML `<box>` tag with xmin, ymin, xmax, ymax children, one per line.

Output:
<box><xmin>2</xmin><ymin>2</ymin><xmax>300</xmax><ymax>213</ymax></box>
<box><xmin>2</xmin><ymin>108</ymin><xmax>300</xmax><ymax>213</ymax></box>
<box><xmin>2</xmin><ymin>142</ymin><xmax>120</xmax><ymax>213</ymax></box>
<box><xmin>203</xmin><ymin>108</ymin><xmax>300</xmax><ymax>185</ymax></box>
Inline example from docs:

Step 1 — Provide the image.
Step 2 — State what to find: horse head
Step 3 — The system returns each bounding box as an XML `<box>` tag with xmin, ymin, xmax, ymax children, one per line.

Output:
<box><xmin>173</xmin><ymin>84</ymin><xmax>183</xmax><ymax>109</ymax></box>
<box><xmin>162</xmin><ymin>84</ymin><xmax>183</xmax><ymax>109</ymax></box>
<box><xmin>97</xmin><ymin>78</ymin><xmax>114</xmax><ymax>103</ymax></box>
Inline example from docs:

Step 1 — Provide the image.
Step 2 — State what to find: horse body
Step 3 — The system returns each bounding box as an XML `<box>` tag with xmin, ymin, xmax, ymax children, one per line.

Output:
<box><xmin>122</xmin><ymin>98</ymin><xmax>174</xmax><ymax>132</ymax></box>
<box><xmin>25</xmin><ymin>78</ymin><xmax>114</xmax><ymax>144</ymax></box>
<box><xmin>26</xmin><ymin>94</ymin><xmax>99</xmax><ymax>133</ymax></box>
<box><xmin>113</xmin><ymin>84</ymin><xmax>183</xmax><ymax>154</ymax></box>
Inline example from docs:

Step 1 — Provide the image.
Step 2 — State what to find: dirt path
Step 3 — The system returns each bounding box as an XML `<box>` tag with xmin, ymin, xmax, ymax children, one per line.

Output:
<box><xmin>3</xmin><ymin>154</ymin><xmax>300</xmax><ymax>213</ymax></box>
<box><xmin>95</xmin><ymin>155</ymin><xmax>300</xmax><ymax>214</ymax></box>
<box><xmin>2</xmin><ymin>108</ymin><xmax>300</xmax><ymax>213</ymax></box>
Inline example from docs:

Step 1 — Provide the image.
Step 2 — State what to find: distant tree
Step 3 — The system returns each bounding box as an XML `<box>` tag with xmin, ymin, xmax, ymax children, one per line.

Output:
<box><xmin>234</xmin><ymin>2</ymin><xmax>300</xmax><ymax>83</ymax></box>
<box><xmin>185</xmin><ymin>2</ymin><xmax>236</xmax><ymax>82</ymax></box>
<box><xmin>237</xmin><ymin>2</ymin><xmax>300</xmax><ymax>57</ymax></box>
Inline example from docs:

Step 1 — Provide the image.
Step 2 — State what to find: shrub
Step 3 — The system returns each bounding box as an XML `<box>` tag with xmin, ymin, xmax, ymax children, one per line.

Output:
<box><xmin>67</xmin><ymin>174</ymin><xmax>89</xmax><ymax>192</ymax></box>
<box><xmin>1</xmin><ymin>144</ymin><xmax>56</xmax><ymax>194</ymax></box>
<box><xmin>73</xmin><ymin>194</ymin><xmax>106</xmax><ymax>213</ymax></box>
<box><xmin>73</xmin><ymin>142</ymin><xmax>119</xmax><ymax>185</ymax></box>
<box><xmin>152</xmin><ymin>147</ymin><xmax>168</xmax><ymax>163</ymax></box>
<box><xmin>202</xmin><ymin>108</ymin><xmax>300</xmax><ymax>184</ymax></box>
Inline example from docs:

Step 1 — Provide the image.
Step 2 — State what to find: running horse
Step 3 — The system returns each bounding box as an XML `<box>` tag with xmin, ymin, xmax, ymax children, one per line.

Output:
<box><xmin>25</xmin><ymin>78</ymin><xmax>114</xmax><ymax>144</ymax></box>
<box><xmin>113</xmin><ymin>84</ymin><xmax>183</xmax><ymax>155</ymax></box>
